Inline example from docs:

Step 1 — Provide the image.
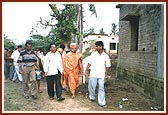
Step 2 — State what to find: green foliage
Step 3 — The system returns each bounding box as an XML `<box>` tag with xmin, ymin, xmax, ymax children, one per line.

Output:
<box><xmin>82</xmin><ymin>39</ymin><xmax>96</xmax><ymax>59</ymax></box>
<box><xmin>30</xmin><ymin>34</ymin><xmax>53</xmax><ymax>51</ymax></box>
<box><xmin>82</xmin><ymin>47</ymin><xmax>91</xmax><ymax>59</ymax></box>
<box><xmin>49</xmin><ymin>4</ymin><xmax>78</xmax><ymax>45</ymax></box>
<box><xmin>88</xmin><ymin>4</ymin><xmax>97</xmax><ymax>18</ymax></box>
<box><xmin>4</xmin><ymin>35</ymin><xmax>16</xmax><ymax>48</ymax></box>
<box><xmin>84</xmin><ymin>27</ymin><xmax>96</xmax><ymax>36</ymax></box>
<box><xmin>99</xmin><ymin>28</ymin><xmax>105</xmax><ymax>34</ymax></box>
<box><xmin>111</xmin><ymin>23</ymin><xmax>119</xmax><ymax>36</ymax></box>
<box><xmin>35</xmin><ymin>4</ymin><xmax>97</xmax><ymax>52</ymax></box>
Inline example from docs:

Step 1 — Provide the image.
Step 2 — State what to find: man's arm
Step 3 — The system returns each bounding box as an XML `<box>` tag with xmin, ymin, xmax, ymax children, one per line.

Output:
<box><xmin>85</xmin><ymin>63</ymin><xmax>91</xmax><ymax>77</ymax></box>
<box><xmin>35</xmin><ymin>61</ymin><xmax>39</xmax><ymax>71</ymax></box>
<box><xmin>59</xmin><ymin>53</ymin><xmax>63</xmax><ymax>74</ymax></box>
<box><xmin>105</xmin><ymin>54</ymin><xmax>111</xmax><ymax>79</ymax></box>
<box><xmin>18</xmin><ymin>62</ymin><xmax>23</xmax><ymax>74</ymax></box>
<box><xmin>79</xmin><ymin>58</ymin><xmax>84</xmax><ymax>74</ymax></box>
<box><xmin>43</xmin><ymin>53</ymin><xmax>49</xmax><ymax>77</ymax></box>
<box><xmin>18</xmin><ymin>53</ymin><xmax>23</xmax><ymax>74</ymax></box>
<box><xmin>105</xmin><ymin>67</ymin><xmax>110</xmax><ymax>79</ymax></box>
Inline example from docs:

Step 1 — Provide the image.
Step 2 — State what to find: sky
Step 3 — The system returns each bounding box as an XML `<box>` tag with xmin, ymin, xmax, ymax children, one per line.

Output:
<box><xmin>83</xmin><ymin>3</ymin><xmax>119</xmax><ymax>34</ymax></box>
<box><xmin>3</xmin><ymin>2</ymin><xmax>119</xmax><ymax>45</ymax></box>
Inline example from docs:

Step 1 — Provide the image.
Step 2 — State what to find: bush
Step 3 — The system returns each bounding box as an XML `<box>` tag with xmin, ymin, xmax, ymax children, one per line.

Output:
<box><xmin>82</xmin><ymin>47</ymin><xmax>91</xmax><ymax>59</ymax></box>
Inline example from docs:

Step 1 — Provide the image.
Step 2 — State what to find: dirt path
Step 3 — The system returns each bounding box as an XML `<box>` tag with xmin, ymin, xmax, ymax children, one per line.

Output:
<box><xmin>32</xmin><ymin>79</ymin><xmax>95</xmax><ymax>111</ymax></box>
<box><xmin>3</xmin><ymin>76</ymin><xmax>163</xmax><ymax>112</ymax></box>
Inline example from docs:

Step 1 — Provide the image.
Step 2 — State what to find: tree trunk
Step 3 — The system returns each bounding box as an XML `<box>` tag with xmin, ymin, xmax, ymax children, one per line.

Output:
<box><xmin>64</xmin><ymin>41</ymin><xmax>69</xmax><ymax>52</ymax></box>
<box><xmin>79</xmin><ymin>4</ymin><xmax>83</xmax><ymax>53</ymax></box>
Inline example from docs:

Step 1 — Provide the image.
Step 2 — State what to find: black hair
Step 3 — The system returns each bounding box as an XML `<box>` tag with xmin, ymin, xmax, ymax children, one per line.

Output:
<box><xmin>25</xmin><ymin>41</ymin><xmax>31</xmax><ymax>46</ymax></box>
<box><xmin>66</xmin><ymin>50</ymin><xmax>70</xmax><ymax>53</ymax></box>
<box><xmin>9</xmin><ymin>46</ymin><xmax>14</xmax><ymax>49</ymax></box>
<box><xmin>5</xmin><ymin>48</ymin><xmax>8</xmax><ymax>51</ymax></box>
<box><xmin>50</xmin><ymin>43</ymin><xmax>56</xmax><ymax>48</ymax></box>
<box><xmin>39</xmin><ymin>48</ymin><xmax>42</xmax><ymax>51</ymax></box>
<box><xmin>60</xmin><ymin>44</ymin><xmax>65</xmax><ymax>50</ymax></box>
<box><xmin>95</xmin><ymin>41</ymin><xmax>104</xmax><ymax>49</ymax></box>
<box><xmin>17</xmin><ymin>45</ymin><xmax>22</xmax><ymax>48</ymax></box>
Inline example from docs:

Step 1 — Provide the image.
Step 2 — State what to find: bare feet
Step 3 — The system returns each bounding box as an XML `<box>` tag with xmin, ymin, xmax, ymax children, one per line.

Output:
<box><xmin>71</xmin><ymin>94</ymin><xmax>75</xmax><ymax>98</ymax></box>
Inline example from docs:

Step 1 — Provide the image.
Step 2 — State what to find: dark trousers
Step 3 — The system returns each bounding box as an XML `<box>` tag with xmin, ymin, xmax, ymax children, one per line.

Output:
<box><xmin>46</xmin><ymin>74</ymin><xmax>62</xmax><ymax>99</ymax></box>
<box><xmin>5</xmin><ymin>61</ymin><xmax>14</xmax><ymax>80</ymax></box>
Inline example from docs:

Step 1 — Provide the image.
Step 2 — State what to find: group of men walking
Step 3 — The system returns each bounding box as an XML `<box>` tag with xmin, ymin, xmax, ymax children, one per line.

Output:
<box><xmin>4</xmin><ymin>45</ymin><xmax>23</xmax><ymax>82</ymax></box>
<box><xmin>4</xmin><ymin>40</ymin><xmax>111</xmax><ymax>107</ymax></box>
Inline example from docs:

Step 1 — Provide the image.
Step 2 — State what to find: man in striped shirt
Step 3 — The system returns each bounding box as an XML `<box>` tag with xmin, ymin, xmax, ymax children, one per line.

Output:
<box><xmin>18</xmin><ymin>41</ymin><xmax>39</xmax><ymax>99</ymax></box>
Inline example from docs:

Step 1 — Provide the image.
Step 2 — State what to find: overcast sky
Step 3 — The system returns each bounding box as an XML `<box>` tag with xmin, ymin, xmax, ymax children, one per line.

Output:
<box><xmin>3</xmin><ymin>2</ymin><xmax>119</xmax><ymax>45</ymax></box>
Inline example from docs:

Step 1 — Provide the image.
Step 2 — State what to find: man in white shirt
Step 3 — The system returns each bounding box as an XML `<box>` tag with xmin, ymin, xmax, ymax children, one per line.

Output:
<box><xmin>44</xmin><ymin>43</ymin><xmax>65</xmax><ymax>101</ymax></box>
<box><xmin>37</xmin><ymin>48</ymin><xmax>44</xmax><ymax>59</ymax></box>
<box><xmin>85</xmin><ymin>41</ymin><xmax>111</xmax><ymax>107</ymax></box>
<box><xmin>11</xmin><ymin>45</ymin><xmax>23</xmax><ymax>82</ymax></box>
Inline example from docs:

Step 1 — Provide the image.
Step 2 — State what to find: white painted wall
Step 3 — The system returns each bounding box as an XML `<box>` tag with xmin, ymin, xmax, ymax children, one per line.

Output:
<box><xmin>83</xmin><ymin>34</ymin><xmax>119</xmax><ymax>54</ymax></box>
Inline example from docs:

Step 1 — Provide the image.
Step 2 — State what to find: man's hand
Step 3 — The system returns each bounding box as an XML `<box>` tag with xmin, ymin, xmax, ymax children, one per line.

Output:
<box><xmin>85</xmin><ymin>69</ymin><xmax>89</xmax><ymax>77</ymax></box>
<box><xmin>44</xmin><ymin>72</ymin><xmax>48</xmax><ymax>77</ymax></box>
<box><xmin>105</xmin><ymin>73</ymin><xmax>108</xmax><ymax>79</ymax></box>
<box><xmin>85</xmin><ymin>64</ymin><xmax>91</xmax><ymax>77</ymax></box>
<box><xmin>35</xmin><ymin>66</ymin><xmax>38</xmax><ymax>71</ymax></box>
<box><xmin>19</xmin><ymin>69</ymin><xmax>23</xmax><ymax>74</ymax></box>
<box><xmin>80</xmin><ymin>70</ymin><xmax>84</xmax><ymax>76</ymax></box>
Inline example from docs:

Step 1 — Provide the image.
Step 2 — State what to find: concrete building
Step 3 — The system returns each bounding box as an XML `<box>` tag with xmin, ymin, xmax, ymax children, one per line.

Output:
<box><xmin>116</xmin><ymin>4</ymin><xmax>164</xmax><ymax>106</ymax></box>
<box><xmin>82</xmin><ymin>34</ymin><xmax>119</xmax><ymax>55</ymax></box>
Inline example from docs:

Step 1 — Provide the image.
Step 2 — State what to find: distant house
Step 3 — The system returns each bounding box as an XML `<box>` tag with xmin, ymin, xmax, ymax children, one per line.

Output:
<box><xmin>82</xmin><ymin>34</ymin><xmax>119</xmax><ymax>55</ymax></box>
<box><xmin>116</xmin><ymin>4</ymin><xmax>164</xmax><ymax>106</ymax></box>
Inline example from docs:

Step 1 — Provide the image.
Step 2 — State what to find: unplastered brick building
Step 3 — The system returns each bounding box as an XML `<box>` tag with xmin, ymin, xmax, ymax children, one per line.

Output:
<box><xmin>116</xmin><ymin>4</ymin><xmax>164</xmax><ymax>106</ymax></box>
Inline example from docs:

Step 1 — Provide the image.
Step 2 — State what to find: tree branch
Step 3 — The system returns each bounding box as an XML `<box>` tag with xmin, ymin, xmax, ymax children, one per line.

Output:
<box><xmin>38</xmin><ymin>17</ymin><xmax>57</xmax><ymax>27</ymax></box>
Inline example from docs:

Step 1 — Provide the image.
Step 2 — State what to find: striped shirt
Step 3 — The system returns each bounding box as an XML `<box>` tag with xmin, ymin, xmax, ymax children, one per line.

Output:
<box><xmin>18</xmin><ymin>50</ymin><xmax>37</xmax><ymax>67</ymax></box>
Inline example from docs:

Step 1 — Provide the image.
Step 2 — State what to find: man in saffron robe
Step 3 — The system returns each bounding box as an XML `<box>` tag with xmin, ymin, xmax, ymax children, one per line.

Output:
<box><xmin>63</xmin><ymin>43</ymin><xmax>83</xmax><ymax>98</ymax></box>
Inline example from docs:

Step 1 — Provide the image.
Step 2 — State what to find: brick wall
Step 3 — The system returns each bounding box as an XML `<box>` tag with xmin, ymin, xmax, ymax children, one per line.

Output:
<box><xmin>116</xmin><ymin>4</ymin><xmax>164</xmax><ymax>106</ymax></box>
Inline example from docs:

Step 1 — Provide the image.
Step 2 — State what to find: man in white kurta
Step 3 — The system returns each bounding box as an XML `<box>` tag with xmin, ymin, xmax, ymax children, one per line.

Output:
<box><xmin>11</xmin><ymin>45</ymin><xmax>23</xmax><ymax>82</ymax></box>
<box><xmin>43</xmin><ymin>43</ymin><xmax>65</xmax><ymax>101</ymax></box>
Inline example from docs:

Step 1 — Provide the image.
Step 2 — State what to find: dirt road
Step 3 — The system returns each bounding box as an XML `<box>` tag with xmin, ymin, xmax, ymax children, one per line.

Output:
<box><xmin>3</xmin><ymin>76</ymin><xmax>163</xmax><ymax>112</ymax></box>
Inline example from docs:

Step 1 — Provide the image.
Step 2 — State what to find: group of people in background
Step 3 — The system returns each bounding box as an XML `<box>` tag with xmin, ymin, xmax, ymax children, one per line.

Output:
<box><xmin>4</xmin><ymin>40</ymin><xmax>111</xmax><ymax>107</ymax></box>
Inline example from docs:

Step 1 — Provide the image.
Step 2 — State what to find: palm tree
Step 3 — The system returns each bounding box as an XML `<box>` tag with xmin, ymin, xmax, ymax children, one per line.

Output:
<box><xmin>99</xmin><ymin>28</ymin><xmax>105</xmax><ymax>34</ymax></box>
<box><xmin>111</xmin><ymin>23</ymin><xmax>119</xmax><ymax>36</ymax></box>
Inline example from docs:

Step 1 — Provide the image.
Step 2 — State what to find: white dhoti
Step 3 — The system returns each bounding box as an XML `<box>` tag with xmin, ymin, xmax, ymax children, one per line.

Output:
<box><xmin>13</xmin><ymin>62</ymin><xmax>23</xmax><ymax>82</ymax></box>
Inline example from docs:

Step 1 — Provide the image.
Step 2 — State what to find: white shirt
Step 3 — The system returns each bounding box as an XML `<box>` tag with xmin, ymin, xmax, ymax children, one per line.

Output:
<box><xmin>11</xmin><ymin>50</ymin><xmax>21</xmax><ymax>63</ymax></box>
<box><xmin>43</xmin><ymin>51</ymin><xmax>63</xmax><ymax>76</ymax></box>
<box><xmin>88</xmin><ymin>51</ymin><xmax>111</xmax><ymax>78</ymax></box>
<box><xmin>37</xmin><ymin>51</ymin><xmax>44</xmax><ymax>59</ymax></box>
<box><xmin>41</xmin><ymin>55</ymin><xmax>47</xmax><ymax>68</ymax></box>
